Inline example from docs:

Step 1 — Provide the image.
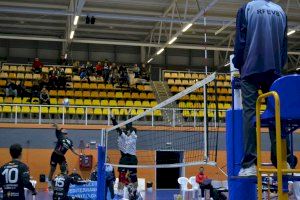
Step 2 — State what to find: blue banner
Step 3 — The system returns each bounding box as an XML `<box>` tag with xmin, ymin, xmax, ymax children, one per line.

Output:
<box><xmin>68</xmin><ymin>181</ymin><xmax>97</xmax><ymax>200</ymax></box>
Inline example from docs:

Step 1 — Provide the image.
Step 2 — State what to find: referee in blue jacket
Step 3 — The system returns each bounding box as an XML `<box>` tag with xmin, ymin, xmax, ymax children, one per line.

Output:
<box><xmin>233</xmin><ymin>0</ymin><xmax>297</xmax><ymax>176</ymax></box>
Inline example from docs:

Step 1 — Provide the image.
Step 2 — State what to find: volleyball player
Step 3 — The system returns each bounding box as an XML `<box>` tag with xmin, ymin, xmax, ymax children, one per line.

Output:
<box><xmin>0</xmin><ymin>144</ymin><xmax>37</xmax><ymax>200</ymax></box>
<box><xmin>48</xmin><ymin>124</ymin><xmax>81</xmax><ymax>187</ymax></box>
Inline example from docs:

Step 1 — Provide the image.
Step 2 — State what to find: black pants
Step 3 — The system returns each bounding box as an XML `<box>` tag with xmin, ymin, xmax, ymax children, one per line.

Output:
<box><xmin>200</xmin><ymin>184</ymin><xmax>213</xmax><ymax>198</ymax></box>
<box><xmin>105</xmin><ymin>180</ymin><xmax>115</xmax><ymax>200</ymax></box>
<box><xmin>241</xmin><ymin>70</ymin><xmax>296</xmax><ymax>168</ymax></box>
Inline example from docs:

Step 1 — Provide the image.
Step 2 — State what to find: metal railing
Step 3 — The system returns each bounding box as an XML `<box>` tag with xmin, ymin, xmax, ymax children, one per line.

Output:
<box><xmin>0</xmin><ymin>104</ymin><xmax>227</xmax><ymax>127</ymax></box>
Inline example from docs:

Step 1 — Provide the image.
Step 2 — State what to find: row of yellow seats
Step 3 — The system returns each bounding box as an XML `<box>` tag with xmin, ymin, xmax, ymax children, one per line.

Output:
<box><xmin>167</xmin><ymin>79</ymin><xmax>231</xmax><ymax>87</ymax></box>
<box><xmin>67</xmin><ymin>82</ymin><xmax>152</xmax><ymax>91</ymax></box>
<box><xmin>0</xmin><ymin>80</ymin><xmax>36</xmax><ymax>88</ymax></box>
<box><xmin>48</xmin><ymin>90</ymin><xmax>155</xmax><ymax>99</ymax></box>
<box><xmin>0</xmin><ymin>106</ymin><xmax>162</xmax><ymax>116</ymax></box>
<box><xmin>179</xmin><ymin>102</ymin><xmax>231</xmax><ymax>109</ymax></box>
<box><xmin>164</xmin><ymin>72</ymin><xmax>231</xmax><ymax>81</ymax></box>
<box><xmin>182</xmin><ymin>110</ymin><xmax>226</xmax><ymax>118</ymax></box>
<box><xmin>170</xmin><ymin>86</ymin><xmax>232</xmax><ymax>95</ymax></box>
<box><xmin>1</xmin><ymin>65</ymin><xmax>73</xmax><ymax>74</ymax></box>
<box><xmin>179</xmin><ymin>95</ymin><xmax>232</xmax><ymax>102</ymax></box>
<box><xmin>0</xmin><ymin>72</ymin><xmax>42</xmax><ymax>80</ymax></box>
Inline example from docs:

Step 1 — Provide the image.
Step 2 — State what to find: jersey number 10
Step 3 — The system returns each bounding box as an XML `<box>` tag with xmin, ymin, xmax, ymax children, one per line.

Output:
<box><xmin>2</xmin><ymin>168</ymin><xmax>19</xmax><ymax>184</ymax></box>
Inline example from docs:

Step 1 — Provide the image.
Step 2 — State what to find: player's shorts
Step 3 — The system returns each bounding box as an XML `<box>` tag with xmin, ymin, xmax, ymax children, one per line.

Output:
<box><xmin>125</xmin><ymin>154</ymin><xmax>138</xmax><ymax>174</ymax></box>
<box><xmin>119</xmin><ymin>171</ymin><xmax>129</xmax><ymax>184</ymax></box>
<box><xmin>50</xmin><ymin>151</ymin><xmax>66</xmax><ymax>167</ymax></box>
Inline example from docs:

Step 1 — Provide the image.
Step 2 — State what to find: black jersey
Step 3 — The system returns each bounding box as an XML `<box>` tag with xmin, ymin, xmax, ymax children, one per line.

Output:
<box><xmin>52</xmin><ymin>174</ymin><xmax>84</xmax><ymax>200</ymax></box>
<box><xmin>54</xmin><ymin>129</ymin><xmax>73</xmax><ymax>155</ymax></box>
<box><xmin>0</xmin><ymin>160</ymin><xmax>35</xmax><ymax>200</ymax></box>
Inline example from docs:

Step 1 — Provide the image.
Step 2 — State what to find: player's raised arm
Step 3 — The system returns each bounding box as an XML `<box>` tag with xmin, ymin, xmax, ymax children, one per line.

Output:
<box><xmin>110</xmin><ymin>115</ymin><xmax>123</xmax><ymax>135</ymax></box>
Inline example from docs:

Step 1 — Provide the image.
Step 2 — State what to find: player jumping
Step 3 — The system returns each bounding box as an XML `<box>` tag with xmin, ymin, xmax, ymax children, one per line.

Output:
<box><xmin>0</xmin><ymin>143</ymin><xmax>37</xmax><ymax>200</ymax></box>
<box><xmin>48</xmin><ymin>124</ymin><xmax>81</xmax><ymax>187</ymax></box>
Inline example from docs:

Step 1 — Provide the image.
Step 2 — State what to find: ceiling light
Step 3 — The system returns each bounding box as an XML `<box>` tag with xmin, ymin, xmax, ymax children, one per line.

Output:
<box><xmin>73</xmin><ymin>15</ymin><xmax>79</xmax><ymax>25</ymax></box>
<box><xmin>182</xmin><ymin>23</ymin><xmax>193</xmax><ymax>32</ymax></box>
<box><xmin>70</xmin><ymin>30</ymin><xmax>75</xmax><ymax>39</ymax></box>
<box><xmin>156</xmin><ymin>48</ymin><xmax>165</xmax><ymax>55</ymax></box>
<box><xmin>147</xmin><ymin>58</ymin><xmax>153</xmax><ymax>63</ymax></box>
<box><xmin>287</xmin><ymin>29</ymin><xmax>296</xmax><ymax>36</ymax></box>
<box><xmin>168</xmin><ymin>37</ymin><xmax>177</xmax><ymax>45</ymax></box>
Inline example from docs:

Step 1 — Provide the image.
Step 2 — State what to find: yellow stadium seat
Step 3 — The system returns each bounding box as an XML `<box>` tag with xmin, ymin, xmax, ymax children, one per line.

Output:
<box><xmin>123</xmin><ymin>92</ymin><xmax>131</xmax><ymax>99</ymax></box>
<box><xmin>42</xmin><ymin>67</ymin><xmax>49</xmax><ymax>74</ymax></box>
<box><xmin>171</xmin><ymin>73</ymin><xmax>178</xmax><ymax>78</ymax></box>
<box><xmin>180</xmin><ymin>95</ymin><xmax>189</xmax><ymax>101</ymax></box>
<box><xmin>174</xmin><ymin>79</ymin><xmax>182</xmax><ymax>85</ymax></box>
<box><xmin>197</xmin><ymin>110</ymin><xmax>204</xmax><ymax>117</ymax></box>
<box><xmin>224</xmin><ymin>103</ymin><xmax>231</xmax><ymax>109</ymax></box>
<box><xmin>99</xmin><ymin>91</ymin><xmax>107</xmax><ymax>98</ymax></box>
<box><xmin>2</xmin><ymin>106</ymin><xmax>11</xmax><ymax>113</ymax></box>
<box><xmin>218</xmin><ymin>74</ymin><xmax>225</xmax><ymax>81</ymax></box>
<box><xmin>182</xmin><ymin>80</ymin><xmax>189</xmax><ymax>85</ymax></box>
<box><xmin>109</xmin><ymin>100</ymin><xmax>117</xmax><ymax>107</ymax></box>
<box><xmin>74</xmin><ymin>91</ymin><xmax>82</xmax><ymax>98</ymax></box>
<box><xmin>168</xmin><ymin>79</ymin><xmax>175</xmax><ymax>85</ymax></box>
<box><xmin>218</xmin><ymin>103</ymin><xmax>224</xmax><ymax>109</ymax></box>
<box><xmin>12</xmin><ymin>105</ymin><xmax>21</xmax><ymax>113</ymax></box>
<box><xmin>0</xmin><ymin>72</ymin><xmax>8</xmax><ymax>79</ymax></box>
<box><xmin>76</xmin><ymin>108</ymin><xmax>84</xmax><ymax>115</ymax></box>
<box><xmin>224</xmin><ymin>81</ymin><xmax>230</xmax><ymax>87</ymax></box>
<box><xmin>89</xmin><ymin>76</ymin><xmax>97</xmax><ymax>82</ymax></box>
<box><xmin>83</xmin><ymin>99</ymin><xmax>92</xmax><ymax>106</ymax></box>
<box><xmin>139</xmin><ymin>93</ymin><xmax>147</xmax><ymax>99</ymax></box>
<box><xmin>132</xmin><ymin>93</ymin><xmax>139</xmax><ymax>99</ymax></box>
<box><xmin>154</xmin><ymin>110</ymin><xmax>162</xmax><ymax>116</ymax></box>
<box><xmin>90</xmin><ymin>83</ymin><xmax>97</xmax><ymax>89</ymax></box>
<box><xmin>186</xmin><ymin>102</ymin><xmax>193</xmax><ymax>108</ymax></box>
<box><xmin>65</xmin><ymin>68</ymin><xmax>72</xmax><ymax>74</ymax></box>
<box><xmin>82</xmin><ymin>83</ymin><xmax>90</xmax><ymax>89</ymax></box>
<box><xmin>0</xmin><ymin>80</ymin><xmax>6</xmax><ymax>87</ymax></box>
<box><xmin>8</xmin><ymin>73</ymin><xmax>16</xmax><ymax>79</ymax></box>
<box><xmin>49</xmin><ymin>107</ymin><xmax>57</xmax><ymax>114</ymax></box>
<box><xmin>179</xmin><ymin>102</ymin><xmax>186</xmax><ymax>108</ymax></box>
<box><xmin>107</xmin><ymin>92</ymin><xmax>115</xmax><ymax>98</ymax></box>
<box><xmin>58</xmin><ymin>107</ymin><xmax>66</xmax><ymax>114</ymax></box>
<box><xmin>87</xmin><ymin>108</ymin><xmax>93</xmax><ymax>115</ymax></box>
<box><xmin>94</xmin><ymin>108</ymin><xmax>102</xmax><ymax>115</ymax></box>
<box><xmin>50</xmin><ymin>98</ymin><xmax>58</xmax><ymax>105</ymax></box>
<box><xmin>189</xmin><ymin>79</ymin><xmax>196</xmax><ymax>85</ymax></box>
<box><xmin>67</xmin><ymin>107</ymin><xmax>76</xmax><ymax>115</ymax></box>
<box><xmin>101</xmin><ymin>100</ymin><xmax>109</xmax><ymax>106</ymax></box>
<box><xmin>21</xmin><ymin>106</ymin><xmax>30</xmax><ymax>114</ymax></box>
<box><xmin>178</xmin><ymin>73</ymin><xmax>185</xmax><ymax>78</ymax></box>
<box><xmin>24</xmin><ymin>81</ymin><xmax>32</xmax><ymax>88</ymax></box>
<box><xmin>33</xmin><ymin>74</ymin><xmax>41</xmax><ymax>80</ymax></box>
<box><xmin>10</xmin><ymin>65</ymin><xmax>17</xmax><ymax>71</ymax></box>
<box><xmin>137</xmin><ymin>85</ymin><xmax>144</xmax><ymax>90</ymax></box>
<box><xmin>4</xmin><ymin>97</ymin><xmax>13</xmax><ymax>104</ymax></box>
<box><xmin>69</xmin><ymin>99</ymin><xmax>75</xmax><ymax>105</ymax></box>
<box><xmin>147</xmin><ymin>93</ymin><xmax>155</xmax><ymax>99</ymax></box>
<box><xmin>170</xmin><ymin>86</ymin><xmax>178</xmax><ymax>92</ymax></box>
<box><xmin>118</xmin><ymin>100</ymin><xmax>126</xmax><ymax>107</ymax></box>
<box><xmin>30</xmin><ymin>107</ymin><xmax>39</xmax><ymax>114</ymax></box>
<box><xmin>102</xmin><ymin>108</ymin><xmax>109</xmax><ymax>116</ymax></box>
<box><xmin>208</xmin><ymin>111</ymin><xmax>214</xmax><ymax>118</ymax></box>
<box><xmin>208</xmin><ymin>103</ymin><xmax>216</xmax><ymax>109</ymax></box>
<box><xmin>142</xmin><ymin>101</ymin><xmax>150</xmax><ymax>107</ymax></box>
<box><xmin>198</xmin><ymin>74</ymin><xmax>205</xmax><ymax>80</ymax></box>
<box><xmin>191</xmin><ymin>73</ymin><xmax>198</xmax><ymax>79</ymax></box>
<box><xmin>106</xmin><ymin>84</ymin><xmax>113</xmax><ymax>90</ymax></box>
<box><xmin>73</xmin><ymin>82</ymin><xmax>81</xmax><ymax>89</ymax></box>
<box><xmin>57</xmin><ymin>90</ymin><xmax>65</xmax><ymax>97</ymax></box>
<box><xmin>92</xmin><ymin>100</ymin><xmax>100</xmax><ymax>106</ymax></box>
<box><xmin>178</xmin><ymin>86</ymin><xmax>185</xmax><ymax>92</ymax></box>
<box><xmin>2</xmin><ymin>65</ymin><xmax>9</xmax><ymax>71</ymax></box>
<box><xmin>41</xmin><ymin>107</ymin><xmax>48</xmax><ymax>114</ymax></box>
<box><xmin>226</xmin><ymin>96</ymin><xmax>231</xmax><ymax>102</ymax></box>
<box><xmin>82</xmin><ymin>91</ymin><xmax>91</xmax><ymax>98</ymax></box>
<box><xmin>98</xmin><ymin>83</ymin><xmax>105</xmax><ymax>90</ymax></box>
<box><xmin>130</xmin><ymin>109</ymin><xmax>137</xmax><ymax>116</ymax></box>
<box><xmin>31</xmin><ymin>97</ymin><xmax>40</xmax><ymax>104</ymax></box>
<box><xmin>190</xmin><ymin>94</ymin><xmax>197</xmax><ymax>100</ymax></box>
<box><xmin>13</xmin><ymin>97</ymin><xmax>22</xmax><ymax>104</ymax></box>
<box><xmin>75</xmin><ymin>99</ymin><xmax>83</xmax><ymax>105</ymax></box>
<box><xmin>49</xmin><ymin>90</ymin><xmax>57</xmax><ymax>96</ymax></box>
<box><xmin>17</xmin><ymin>73</ymin><xmax>25</xmax><ymax>79</ymax></box>
<box><xmin>120</xmin><ymin>109</ymin><xmax>128</xmax><ymax>115</ymax></box>
<box><xmin>111</xmin><ymin>108</ymin><xmax>120</xmax><ymax>116</ymax></box>
<box><xmin>21</xmin><ymin>97</ymin><xmax>30</xmax><ymax>104</ymax></box>
<box><xmin>185</xmin><ymin>73</ymin><xmax>192</xmax><ymax>79</ymax></box>
<box><xmin>24</xmin><ymin>73</ymin><xmax>32</xmax><ymax>80</ymax></box>
<box><xmin>115</xmin><ymin>92</ymin><xmax>123</xmax><ymax>98</ymax></box>
<box><xmin>133</xmin><ymin>101</ymin><xmax>142</xmax><ymax>107</ymax></box>
<box><xmin>91</xmin><ymin>91</ymin><xmax>99</xmax><ymax>98</ymax></box>
<box><xmin>0</xmin><ymin>97</ymin><xmax>3</xmax><ymax>104</ymax></box>
<box><xmin>137</xmin><ymin>109</ymin><xmax>144</xmax><ymax>115</ymax></box>
<box><xmin>126</xmin><ymin>100</ymin><xmax>134</xmax><ymax>107</ymax></box>
<box><xmin>225</xmin><ymin>75</ymin><xmax>231</xmax><ymax>81</ymax></box>
<box><xmin>194</xmin><ymin>102</ymin><xmax>202</xmax><ymax>109</ymax></box>
<box><xmin>144</xmin><ymin>85</ymin><xmax>152</xmax><ymax>91</ymax></box>
<box><xmin>72</xmin><ymin>76</ymin><xmax>80</xmax><ymax>81</ymax></box>
<box><xmin>65</xmin><ymin>90</ymin><xmax>74</xmax><ymax>97</ymax></box>
<box><xmin>150</xmin><ymin>101</ymin><xmax>157</xmax><ymax>107</ymax></box>
<box><xmin>164</xmin><ymin>72</ymin><xmax>171</xmax><ymax>78</ymax></box>
<box><xmin>217</xmin><ymin>81</ymin><xmax>224</xmax><ymax>87</ymax></box>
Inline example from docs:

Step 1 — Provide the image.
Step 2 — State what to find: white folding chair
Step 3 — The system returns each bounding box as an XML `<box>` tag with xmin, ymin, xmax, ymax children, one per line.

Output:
<box><xmin>189</xmin><ymin>176</ymin><xmax>200</xmax><ymax>199</ymax></box>
<box><xmin>178</xmin><ymin>177</ymin><xmax>190</xmax><ymax>199</ymax></box>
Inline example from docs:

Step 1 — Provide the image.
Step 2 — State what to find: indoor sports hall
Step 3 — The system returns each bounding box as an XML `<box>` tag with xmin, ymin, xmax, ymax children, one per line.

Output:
<box><xmin>0</xmin><ymin>0</ymin><xmax>300</xmax><ymax>200</ymax></box>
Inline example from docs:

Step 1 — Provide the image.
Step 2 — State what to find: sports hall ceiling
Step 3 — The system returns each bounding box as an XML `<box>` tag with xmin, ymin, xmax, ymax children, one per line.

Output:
<box><xmin>0</xmin><ymin>0</ymin><xmax>299</xmax><ymax>60</ymax></box>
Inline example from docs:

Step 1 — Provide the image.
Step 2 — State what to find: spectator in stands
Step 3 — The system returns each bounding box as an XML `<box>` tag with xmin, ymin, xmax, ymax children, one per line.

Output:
<box><xmin>5</xmin><ymin>79</ymin><xmax>17</xmax><ymax>97</ymax></box>
<box><xmin>38</xmin><ymin>74</ymin><xmax>49</xmax><ymax>90</ymax></box>
<box><xmin>58</xmin><ymin>55</ymin><xmax>68</xmax><ymax>65</ymax></box>
<box><xmin>40</xmin><ymin>87</ymin><xmax>50</xmax><ymax>105</ymax></box>
<box><xmin>103</xmin><ymin>62</ymin><xmax>110</xmax><ymax>84</ymax></box>
<box><xmin>110</xmin><ymin>68</ymin><xmax>119</xmax><ymax>87</ymax></box>
<box><xmin>80</xmin><ymin>67</ymin><xmax>91</xmax><ymax>83</ymax></box>
<box><xmin>32</xmin><ymin>57</ymin><xmax>43</xmax><ymax>74</ymax></box>
<box><xmin>57</xmin><ymin>68</ymin><xmax>67</xmax><ymax>89</ymax></box>
<box><xmin>73</xmin><ymin>61</ymin><xmax>80</xmax><ymax>75</ymax></box>
<box><xmin>86</xmin><ymin>61</ymin><xmax>94</xmax><ymax>76</ymax></box>
<box><xmin>31</xmin><ymin>81</ymin><xmax>40</xmax><ymax>102</ymax></box>
<box><xmin>196</xmin><ymin>167</ymin><xmax>214</xmax><ymax>199</ymax></box>
<box><xmin>133</xmin><ymin>64</ymin><xmax>140</xmax><ymax>78</ymax></box>
<box><xmin>119</xmin><ymin>65</ymin><xmax>129</xmax><ymax>87</ymax></box>
<box><xmin>17</xmin><ymin>80</ymin><xmax>30</xmax><ymax>98</ymax></box>
<box><xmin>95</xmin><ymin>61</ymin><xmax>104</xmax><ymax>77</ymax></box>
<box><xmin>140</xmin><ymin>63</ymin><xmax>150</xmax><ymax>81</ymax></box>
<box><xmin>48</xmin><ymin>67</ymin><xmax>58</xmax><ymax>89</ymax></box>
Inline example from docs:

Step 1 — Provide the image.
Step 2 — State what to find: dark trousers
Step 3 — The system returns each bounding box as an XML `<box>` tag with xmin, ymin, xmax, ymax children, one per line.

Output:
<box><xmin>241</xmin><ymin>70</ymin><xmax>295</xmax><ymax>168</ymax></box>
<box><xmin>200</xmin><ymin>184</ymin><xmax>213</xmax><ymax>198</ymax></box>
<box><xmin>105</xmin><ymin>180</ymin><xmax>115</xmax><ymax>200</ymax></box>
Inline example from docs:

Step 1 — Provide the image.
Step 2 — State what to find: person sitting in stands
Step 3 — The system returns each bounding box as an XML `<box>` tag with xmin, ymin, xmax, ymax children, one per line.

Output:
<box><xmin>40</xmin><ymin>87</ymin><xmax>50</xmax><ymax>105</ymax></box>
<box><xmin>140</xmin><ymin>64</ymin><xmax>150</xmax><ymax>81</ymax></box>
<box><xmin>38</xmin><ymin>74</ymin><xmax>49</xmax><ymax>90</ymax></box>
<box><xmin>5</xmin><ymin>79</ymin><xmax>17</xmax><ymax>97</ymax></box>
<box><xmin>132</xmin><ymin>64</ymin><xmax>140</xmax><ymax>78</ymax></box>
<box><xmin>73</xmin><ymin>61</ymin><xmax>80</xmax><ymax>75</ymax></box>
<box><xmin>48</xmin><ymin>67</ymin><xmax>58</xmax><ymax>89</ymax></box>
<box><xmin>95</xmin><ymin>61</ymin><xmax>104</xmax><ymax>77</ymax></box>
<box><xmin>103</xmin><ymin>62</ymin><xmax>110</xmax><ymax>84</ymax></box>
<box><xmin>57</xmin><ymin>68</ymin><xmax>67</xmax><ymax>89</ymax></box>
<box><xmin>17</xmin><ymin>80</ymin><xmax>30</xmax><ymax>98</ymax></box>
<box><xmin>196</xmin><ymin>167</ymin><xmax>214</xmax><ymax>200</ymax></box>
<box><xmin>32</xmin><ymin>57</ymin><xmax>43</xmax><ymax>74</ymax></box>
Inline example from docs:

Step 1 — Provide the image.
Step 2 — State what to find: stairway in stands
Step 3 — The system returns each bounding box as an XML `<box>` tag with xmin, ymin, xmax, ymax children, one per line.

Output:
<box><xmin>151</xmin><ymin>81</ymin><xmax>185</xmax><ymax>126</ymax></box>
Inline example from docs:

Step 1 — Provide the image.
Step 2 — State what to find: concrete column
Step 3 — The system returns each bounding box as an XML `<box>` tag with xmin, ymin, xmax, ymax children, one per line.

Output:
<box><xmin>140</xmin><ymin>46</ymin><xmax>146</xmax><ymax>63</ymax></box>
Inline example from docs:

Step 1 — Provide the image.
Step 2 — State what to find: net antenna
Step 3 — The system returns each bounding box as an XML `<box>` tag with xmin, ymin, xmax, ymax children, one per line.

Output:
<box><xmin>105</xmin><ymin>73</ymin><xmax>217</xmax><ymax>169</ymax></box>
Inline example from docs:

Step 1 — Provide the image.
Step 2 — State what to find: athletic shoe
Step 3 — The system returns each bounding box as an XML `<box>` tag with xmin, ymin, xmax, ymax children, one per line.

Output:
<box><xmin>210</xmin><ymin>198</ymin><xmax>214</xmax><ymax>200</ymax></box>
<box><xmin>238</xmin><ymin>164</ymin><xmax>257</xmax><ymax>176</ymax></box>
